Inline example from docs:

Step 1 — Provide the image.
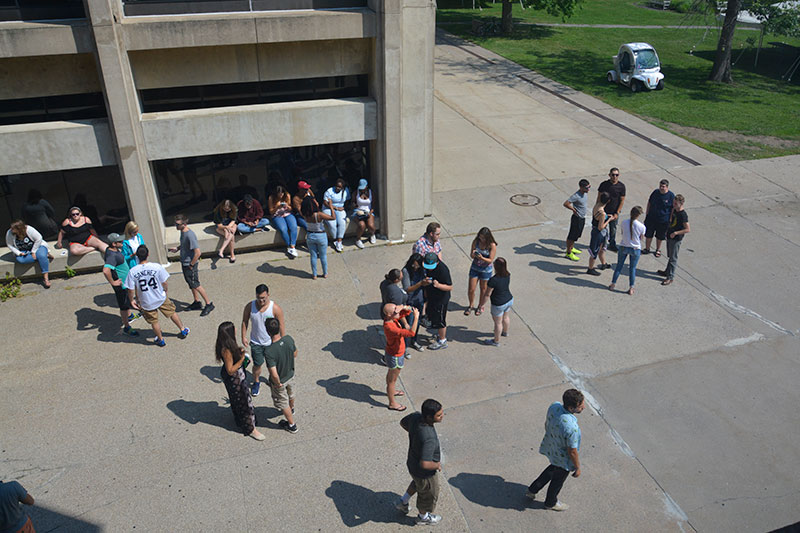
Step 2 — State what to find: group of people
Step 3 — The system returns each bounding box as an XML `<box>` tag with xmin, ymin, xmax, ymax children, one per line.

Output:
<box><xmin>563</xmin><ymin>168</ymin><xmax>690</xmax><ymax>295</ymax></box>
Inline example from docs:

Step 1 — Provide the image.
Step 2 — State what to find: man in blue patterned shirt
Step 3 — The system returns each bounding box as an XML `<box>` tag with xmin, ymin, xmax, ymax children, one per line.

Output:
<box><xmin>526</xmin><ymin>389</ymin><xmax>585</xmax><ymax>511</ymax></box>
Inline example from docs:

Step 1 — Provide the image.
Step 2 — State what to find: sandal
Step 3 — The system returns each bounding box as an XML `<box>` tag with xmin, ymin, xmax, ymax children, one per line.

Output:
<box><xmin>654</xmin><ymin>250</ymin><xmax>661</xmax><ymax>258</ymax></box>
<box><xmin>388</xmin><ymin>405</ymin><xmax>407</xmax><ymax>412</ymax></box>
<box><xmin>627</xmin><ymin>287</ymin><xmax>635</xmax><ymax>295</ymax></box>
<box><xmin>662</xmin><ymin>279</ymin><xmax>673</xmax><ymax>286</ymax></box>
<box><xmin>475</xmin><ymin>307</ymin><xmax>483</xmax><ymax>316</ymax></box>
<box><xmin>463</xmin><ymin>307</ymin><xmax>472</xmax><ymax>316</ymax></box>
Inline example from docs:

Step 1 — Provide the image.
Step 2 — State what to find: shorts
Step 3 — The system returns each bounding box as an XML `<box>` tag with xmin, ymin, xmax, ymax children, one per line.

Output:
<box><xmin>567</xmin><ymin>214</ymin><xmax>585</xmax><ymax>242</ymax></box>
<box><xmin>250</xmin><ymin>343</ymin><xmax>268</xmax><ymax>367</ymax></box>
<box><xmin>270</xmin><ymin>377</ymin><xmax>295</xmax><ymax>411</ymax></box>
<box><xmin>182</xmin><ymin>263</ymin><xmax>200</xmax><ymax>289</ymax></box>
<box><xmin>355</xmin><ymin>212</ymin><xmax>371</xmax><ymax>221</ymax></box>
<box><xmin>490</xmin><ymin>298</ymin><xmax>514</xmax><ymax>317</ymax></box>
<box><xmin>645</xmin><ymin>217</ymin><xmax>668</xmax><ymax>240</ymax></box>
<box><xmin>427</xmin><ymin>302</ymin><xmax>448</xmax><ymax>329</ymax></box>
<box><xmin>141</xmin><ymin>299</ymin><xmax>176</xmax><ymax>324</ymax></box>
<box><xmin>588</xmin><ymin>227</ymin><xmax>608</xmax><ymax>259</ymax></box>
<box><xmin>469</xmin><ymin>265</ymin><xmax>492</xmax><ymax>281</ymax></box>
<box><xmin>113</xmin><ymin>285</ymin><xmax>132</xmax><ymax>311</ymax></box>
<box><xmin>384</xmin><ymin>351</ymin><xmax>405</xmax><ymax>369</ymax></box>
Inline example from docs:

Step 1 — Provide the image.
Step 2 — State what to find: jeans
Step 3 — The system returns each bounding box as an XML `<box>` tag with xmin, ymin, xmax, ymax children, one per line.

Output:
<box><xmin>293</xmin><ymin>213</ymin><xmax>307</xmax><ymax>232</ymax></box>
<box><xmin>529</xmin><ymin>464</ymin><xmax>570</xmax><ymax>507</ymax></box>
<box><xmin>16</xmin><ymin>246</ymin><xmax>49</xmax><ymax>273</ymax></box>
<box><xmin>607</xmin><ymin>217</ymin><xmax>619</xmax><ymax>247</ymax></box>
<box><xmin>237</xmin><ymin>219</ymin><xmax>269</xmax><ymax>233</ymax></box>
<box><xmin>665</xmin><ymin>238</ymin><xmax>682</xmax><ymax>280</ymax></box>
<box><xmin>611</xmin><ymin>246</ymin><xmax>641</xmax><ymax>286</ymax></box>
<box><xmin>323</xmin><ymin>208</ymin><xmax>347</xmax><ymax>240</ymax></box>
<box><xmin>306</xmin><ymin>232</ymin><xmax>328</xmax><ymax>277</ymax></box>
<box><xmin>270</xmin><ymin>215</ymin><xmax>298</xmax><ymax>247</ymax></box>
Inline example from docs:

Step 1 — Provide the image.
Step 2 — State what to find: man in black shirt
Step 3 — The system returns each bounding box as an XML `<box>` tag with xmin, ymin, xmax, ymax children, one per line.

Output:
<box><xmin>597</xmin><ymin>167</ymin><xmax>626</xmax><ymax>252</ymax></box>
<box><xmin>396</xmin><ymin>399</ymin><xmax>445</xmax><ymax>526</ymax></box>
<box><xmin>421</xmin><ymin>253</ymin><xmax>453</xmax><ymax>350</ymax></box>
<box><xmin>659</xmin><ymin>194</ymin><xmax>690</xmax><ymax>285</ymax></box>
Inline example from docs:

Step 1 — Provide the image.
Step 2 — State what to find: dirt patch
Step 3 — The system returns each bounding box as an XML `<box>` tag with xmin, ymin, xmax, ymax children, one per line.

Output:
<box><xmin>657</xmin><ymin>122</ymin><xmax>800</xmax><ymax>160</ymax></box>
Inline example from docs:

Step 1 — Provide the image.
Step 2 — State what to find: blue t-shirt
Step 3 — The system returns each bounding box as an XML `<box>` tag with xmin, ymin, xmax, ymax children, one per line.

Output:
<box><xmin>538</xmin><ymin>402</ymin><xmax>581</xmax><ymax>471</ymax></box>
<box><xmin>647</xmin><ymin>190</ymin><xmax>675</xmax><ymax>223</ymax></box>
<box><xmin>323</xmin><ymin>187</ymin><xmax>350</xmax><ymax>209</ymax></box>
<box><xmin>0</xmin><ymin>481</ymin><xmax>28</xmax><ymax>533</ymax></box>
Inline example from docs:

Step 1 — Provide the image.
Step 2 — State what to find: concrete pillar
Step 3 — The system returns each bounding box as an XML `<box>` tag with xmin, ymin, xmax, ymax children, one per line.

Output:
<box><xmin>370</xmin><ymin>0</ymin><xmax>435</xmax><ymax>240</ymax></box>
<box><xmin>82</xmin><ymin>0</ymin><xmax>168</xmax><ymax>263</ymax></box>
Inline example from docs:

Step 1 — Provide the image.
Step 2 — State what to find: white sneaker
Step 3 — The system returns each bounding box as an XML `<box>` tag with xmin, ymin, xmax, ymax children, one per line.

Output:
<box><xmin>428</xmin><ymin>339</ymin><xmax>448</xmax><ymax>351</ymax></box>
<box><xmin>369</xmin><ymin>234</ymin><xmax>376</xmax><ymax>244</ymax></box>
<box><xmin>335</xmin><ymin>241</ymin><xmax>343</xmax><ymax>252</ymax></box>
<box><xmin>288</xmin><ymin>247</ymin><xmax>298</xmax><ymax>258</ymax></box>
<box><xmin>355</xmin><ymin>240</ymin><xmax>364</xmax><ymax>249</ymax></box>
<box><xmin>416</xmin><ymin>513</ymin><xmax>442</xmax><ymax>525</ymax></box>
<box><xmin>545</xmin><ymin>501</ymin><xmax>569</xmax><ymax>511</ymax></box>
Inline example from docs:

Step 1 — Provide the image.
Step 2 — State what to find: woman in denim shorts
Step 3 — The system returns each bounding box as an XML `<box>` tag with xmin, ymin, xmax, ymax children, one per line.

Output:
<box><xmin>484</xmin><ymin>257</ymin><xmax>513</xmax><ymax>346</ymax></box>
<box><xmin>465</xmin><ymin>227</ymin><xmax>497</xmax><ymax>317</ymax></box>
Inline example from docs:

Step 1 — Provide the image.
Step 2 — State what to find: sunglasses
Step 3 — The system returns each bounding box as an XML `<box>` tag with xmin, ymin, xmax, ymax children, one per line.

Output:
<box><xmin>610</xmin><ymin>173</ymin><xmax>619</xmax><ymax>177</ymax></box>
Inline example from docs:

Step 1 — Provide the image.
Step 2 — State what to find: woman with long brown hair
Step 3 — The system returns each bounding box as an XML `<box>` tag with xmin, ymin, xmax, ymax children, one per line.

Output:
<box><xmin>483</xmin><ymin>257</ymin><xmax>513</xmax><ymax>346</ymax></box>
<box><xmin>212</xmin><ymin>199</ymin><xmax>237</xmax><ymax>262</ymax></box>
<box><xmin>465</xmin><ymin>227</ymin><xmax>497</xmax><ymax>316</ymax></box>
<box><xmin>268</xmin><ymin>184</ymin><xmax>299</xmax><ymax>258</ymax></box>
<box><xmin>609</xmin><ymin>206</ymin><xmax>646</xmax><ymax>295</ymax></box>
<box><xmin>215</xmin><ymin>321</ymin><xmax>264</xmax><ymax>441</ymax></box>
<box><xmin>55</xmin><ymin>206</ymin><xmax>108</xmax><ymax>256</ymax></box>
<box><xmin>6</xmin><ymin>220</ymin><xmax>54</xmax><ymax>288</ymax></box>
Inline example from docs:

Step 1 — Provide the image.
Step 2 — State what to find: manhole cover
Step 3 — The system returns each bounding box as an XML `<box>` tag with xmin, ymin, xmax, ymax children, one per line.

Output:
<box><xmin>510</xmin><ymin>194</ymin><xmax>540</xmax><ymax>207</ymax></box>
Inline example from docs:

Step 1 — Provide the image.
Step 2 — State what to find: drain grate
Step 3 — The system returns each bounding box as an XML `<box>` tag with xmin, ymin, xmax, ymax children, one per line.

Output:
<box><xmin>510</xmin><ymin>194</ymin><xmax>541</xmax><ymax>207</ymax></box>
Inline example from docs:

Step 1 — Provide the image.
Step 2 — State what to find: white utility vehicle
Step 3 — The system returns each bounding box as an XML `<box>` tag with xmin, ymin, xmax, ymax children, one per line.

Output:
<box><xmin>607</xmin><ymin>42</ymin><xmax>664</xmax><ymax>92</ymax></box>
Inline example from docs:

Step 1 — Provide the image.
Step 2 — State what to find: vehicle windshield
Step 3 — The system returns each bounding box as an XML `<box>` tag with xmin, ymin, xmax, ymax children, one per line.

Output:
<box><xmin>635</xmin><ymin>50</ymin><xmax>659</xmax><ymax>69</ymax></box>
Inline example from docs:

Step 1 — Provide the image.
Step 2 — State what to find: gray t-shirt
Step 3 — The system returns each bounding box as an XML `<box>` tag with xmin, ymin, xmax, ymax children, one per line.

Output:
<box><xmin>0</xmin><ymin>480</ymin><xmax>28</xmax><ymax>532</ymax></box>
<box><xmin>568</xmin><ymin>191</ymin><xmax>588</xmax><ymax>218</ymax></box>
<box><xmin>380</xmin><ymin>279</ymin><xmax>408</xmax><ymax>306</ymax></box>
<box><xmin>179</xmin><ymin>229</ymin><xmax>199</xmax><ymax>266</ymax></box>
<box><xmin>403</xmin><ymin>412</ymin><xmax>441</xmax><ymax>479</ymax></box>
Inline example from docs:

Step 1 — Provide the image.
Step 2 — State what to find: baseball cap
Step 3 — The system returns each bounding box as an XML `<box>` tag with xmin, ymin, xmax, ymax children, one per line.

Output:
<box><xmin>358</xmin><ymin>179</ymin><xmax>368</xmax><ymax>190</ymax></box>
<box><xmin>108</xmin><ymin>232</ymin><xmax>123</xmax><ymax>243</ymax></box>
<box><xmin>297</xmin><ymin>181</ymin><xmax>311</xmax><ymax>190</ymax></box>
<box><xmin>243</xmin><ymin>193</ymin><xmax>254</xmax><ymax>202</ymax></box>
<box><xmin>422</xmin><ymin>252</ymin><xmax>439</xmax><ymax>270</ymax></box>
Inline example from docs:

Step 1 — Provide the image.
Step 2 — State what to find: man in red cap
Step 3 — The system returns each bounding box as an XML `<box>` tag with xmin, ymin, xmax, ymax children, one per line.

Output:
<box><xmin>292</xmin><ymin>181</ymin><xmax>314</xmax><ymax>234</ymax></box>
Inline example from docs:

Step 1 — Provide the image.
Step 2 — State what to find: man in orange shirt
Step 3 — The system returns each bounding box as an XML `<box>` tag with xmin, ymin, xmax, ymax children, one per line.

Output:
<box><xmin>383</xmin><ymin>303</ymin><xmax>419</xmax><ymax>412</ymax></box>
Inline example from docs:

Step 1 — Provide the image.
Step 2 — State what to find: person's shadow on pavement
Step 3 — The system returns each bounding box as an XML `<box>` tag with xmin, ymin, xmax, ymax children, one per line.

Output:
<box><xmin>75</xmin><ymin>307</ymin><xmax>143</xmax><ymax>344</ymax></box>
<box><xmin>325</xmin><ymin>480</ymin><xmax>414</xmax><ymax>527</ymax></box>
<box><xmin>322</xmin><ymin>329</ymin><xmax>385</xmax><ymax>365</ymax></box>
<box><xmin>448</xmin><ymin>472</ymin><xmax>536</xmax><ymax>511</ymax></box>
<box><xmin>317</xmin><ymin>375</ymin><xmax>386</xmax><ymax>408</ymax></box>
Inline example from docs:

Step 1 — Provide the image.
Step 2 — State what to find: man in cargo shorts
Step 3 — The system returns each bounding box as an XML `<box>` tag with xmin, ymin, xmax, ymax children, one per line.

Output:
<box><xmin>264</xmin><ymin>317</ymin><xmax>298</xmax><ymax>433</ymax></box>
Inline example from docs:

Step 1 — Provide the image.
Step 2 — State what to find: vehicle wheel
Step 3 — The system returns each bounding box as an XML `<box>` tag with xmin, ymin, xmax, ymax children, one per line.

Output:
<box><xmin>656</xmin><ymin>80</ymin><xmax>664</xmax><ymax>91</ymax></box>
<box><xmin>607</xmin><ymin>73</ymin><xmax>615</xmax><ymax>83</ymax></box>
<box><xmin>630</xmin><ymin>80</ymin><xmax>641</xmax><ymax>93</ymax></box>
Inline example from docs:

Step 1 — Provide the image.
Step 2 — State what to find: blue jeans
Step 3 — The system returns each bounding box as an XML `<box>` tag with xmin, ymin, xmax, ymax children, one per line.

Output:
<box><xmin>16</xmin><ymin>246</ymin><xmax>50</xmax><ymax>273</ymax></box>
<box><xmin>323</xmin><ymin>208</ymin><xmax>347</xmax><ymax>240</ymax></box>
<box><xmin>237</xmin><ymin>219</ymin><xmax>269</xmax><ymax>233</ymax></box>
<box><xmin>270</xmin><ymin>215</ymin><xmax>298</xmax><ymax>247</ymax></box>
<box><xmin>293</xmin><ymin>213</ymin><xmax>307</xmax><ymax>231</ymax></box>
<box><xmin>306</xmin><ymin>232</ymin><xmax>328</xmax><ymax>276</ymax></box>
<box><xmin>611</xmin><ymin>246</ymin><xmax>641</xmax><ymax>286</ymax></box>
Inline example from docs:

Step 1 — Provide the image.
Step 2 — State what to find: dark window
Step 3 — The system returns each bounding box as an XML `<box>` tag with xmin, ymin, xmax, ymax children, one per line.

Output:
<box><xmin>0</xmin><ymin>166</ymin><xmax>130</xmax><ymax>241</ymax></box>
<box><xmin>139</xmin><ymin>75</ymin><xmax>368</xmax><ymax>113</ymax></box>
<box><xmin>0</xmin><ymin>0</ymin><xmax>85</xmax><ymax>21</ymax></box>
<box><xmin>0</xmin><ymin>93</ymin><xmax>107</xmax><ymax>126</ymax></box>
<box><xmin>122</xmin><ymin>0</ymin><xmax>366</xmax><ymax>17</ymax></box>
<box><xmin>152</xmin><ymin>141</ymin><xmax>372</xmax><ymax>227</ymax></box>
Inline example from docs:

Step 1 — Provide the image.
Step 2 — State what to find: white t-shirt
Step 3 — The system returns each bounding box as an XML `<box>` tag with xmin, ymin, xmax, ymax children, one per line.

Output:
<box><xmin>619</xmin><ymin>219</ymin><xmax>646</xmax><ymax>249</ymax></box>
<box><xmin>125</xmin><ymin>262</ymin><xmax>170</xmax><ymax>311</ymax></box>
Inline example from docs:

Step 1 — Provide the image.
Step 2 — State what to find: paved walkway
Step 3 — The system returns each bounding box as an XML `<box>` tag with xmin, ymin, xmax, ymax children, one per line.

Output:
<box><xmin>1</xmin><ymin>32</ymin><xmax>798</xmax><ymax>533</ymax></box>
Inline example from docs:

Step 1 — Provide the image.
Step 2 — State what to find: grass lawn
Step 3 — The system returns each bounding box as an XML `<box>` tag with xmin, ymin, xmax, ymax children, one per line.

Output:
<box><xmin>438</xmin><ymin>6</ymin><xmax>800</xmax><ymax>160</ymax></box>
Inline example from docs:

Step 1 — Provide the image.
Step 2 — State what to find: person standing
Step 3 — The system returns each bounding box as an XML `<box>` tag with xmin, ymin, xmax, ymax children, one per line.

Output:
<box><xmin>563</xmin><ymin>179</ymin><xmax>590</xmax><ymax>261</ymax></box>
<box><xmin>396</xmin><ymin>399</ymin><xmax>445</xmax><ymax>526</ymax></box>
<box><xmin>241</xmin><ymin>284</ymin><xmax>285</xmax><ymax>397</ymax></box>
<box><xmin>422</xmin><ymin>252</ymin><xmax>453</xmax><ymax>351</ymax></box>
<box><xmin>122</xmin><ymin>221</ymin><xmax>145</xmax><ymax>271</ymax></box>
<box><xmin>465</xmin><ymin>227</ymin><xmax>496</xmax><ymax>317</ymax></box>
<box><xmin>300</xmin><ymin>196</ymin><xmax>335</xmax><ymax>279</ymax></box>
<box><xmin>215</xmin><ymin>321</ymin><xmax>265</xmax><ymax>441</ymax></box>
<box><xmin>264</xmin><ymin>317</ymin><xmax>299</xmax><ymax>433</ymax></box>
<box><xmin>587</xmin><ymin>193</ymin><xmax>611</xmax><ymax>276</ymax></box>
<box><xmin>483</xmin><ymin>257</ymin><xmax>513</xmax><ymax>346</ymax></box>
<box><xmin>383</xmin><ymin>303</ymin><xmax>419</xmax><ymax>411</ymax></box>
<box><xmin>236</xmin><ymin>194</ymin><xmax>269</xmax><ymax>234</ymax></box>
<box><xmin>609</xmin><ymin>206</ymin><xmax>646</xmax><ymax>295</ymax></box>
<box><xmin>0</xmin><ymin>479</ymin><xmax>35</xmax><ymax>533</ymax></box>
<box><xmin>660</xmin><ymin>194</ymin><xmax>690</xmax><ymax>286</ymax></box>
<box><xmin>6</xmin><ymin>220</ymin><xmax>53</xmax><ymax>288</ymax></box>
<box><xmin>412</xmin><ymin>222</ymin><xmax>442</xmax><ymax>260</ymax></box>
<box><xmin>643</xmin><ymin>179</ymin><xmax>675</xmax><ymax>257</ymax></box>
<box><xmin>169</xmin><ymin>215</ymin><xmax>214</xmax><ymax>316</ymax></box>
<box><xmin>597</xmin><ymin>168</ymin><xmax>625</xmax><ymax>252</ymax></box>
<box><xmin>125</xmin><ymin>245</ymin><xmax>189</xmax><ymax>347</ymax></box>
<box><xmin>102</xmin><ymin>233</ymin><xmax>139</xmax><ymax>337</ymax></box>
<box><xmin>526</xmin><ymin>389</ymin><xmax>585</xmax><ymax>511</ymax></box>
<box><xmin>401</xmin><ymin>253</ymin><xmax>427</xmax><ymax>352</ymax></box>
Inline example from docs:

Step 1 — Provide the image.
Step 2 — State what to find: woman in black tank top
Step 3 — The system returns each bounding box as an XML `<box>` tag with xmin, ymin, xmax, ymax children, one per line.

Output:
<box><xmin>55</xmin><ymin>207</ymin><xmax>108</xmax><ymax>256</ymax></box>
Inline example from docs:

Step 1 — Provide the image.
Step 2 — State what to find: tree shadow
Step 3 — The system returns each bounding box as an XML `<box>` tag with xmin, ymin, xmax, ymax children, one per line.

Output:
<box><xmin>257</xmin><ymin>261</ymin><xmax>311</xmax><ymax>280</ymax></box>
<box><xmin>325</xmin><ymin>480</ymin><xmax>414</xmax><ymax>527</ymax></box>
<box><xmin>317</xmin><ymin>374</ymin><xmax>386</xmax><ymax>408</ymax></box>
<box><xmin>448</xmin><ymin>472</ymin><xmax>533</xmax><ymax>511</ymax></box>
<box><xmin>322</xmin><ymin>329</ymin><xmax>385</xmax><ymax>366</ymax></box>
<box><xmin>74</xmin><ymin>308</ymin><xmax>143</xmax><ymax>344</ymax></box>
<box><xmin>28</xmin><ymin>504</ymin><xmax>102</xmax><ymax>532</ymax></box>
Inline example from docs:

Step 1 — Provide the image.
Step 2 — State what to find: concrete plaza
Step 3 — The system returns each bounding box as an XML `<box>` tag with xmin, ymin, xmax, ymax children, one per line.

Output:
<box><xmin>1</xmin><ymin>32</ymin><xmax>799</xmax><ymax>532</ymax></box>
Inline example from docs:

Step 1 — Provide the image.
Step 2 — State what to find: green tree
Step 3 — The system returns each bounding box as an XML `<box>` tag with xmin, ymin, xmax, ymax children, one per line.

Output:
<box><xmin>501</xmin><ymin>0</ymin><xmax>583</xmax><ymax>34</ymax></box>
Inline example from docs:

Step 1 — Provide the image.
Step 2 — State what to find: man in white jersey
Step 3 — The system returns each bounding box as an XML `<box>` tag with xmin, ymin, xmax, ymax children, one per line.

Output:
<box><xmin>241</xmin><ymin>284</ymin><xmax>285</xmax><ymax>396</ymax></box>
<box><xmin>126</xmin><ymin>245</ymin><xmax>189</xmax><ymax>347</ymax></box>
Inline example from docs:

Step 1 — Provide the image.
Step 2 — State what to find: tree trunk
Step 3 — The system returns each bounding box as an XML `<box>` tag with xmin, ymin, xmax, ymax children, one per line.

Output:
<box><xmin>709</xmin><ymin>0</ymin><xmax>742</xmax><ymax>82</ymax></box>
<box><xmin>502</xmin><ymin>0</ymin><xmax>513</xmax><ymax>35</ymax></box>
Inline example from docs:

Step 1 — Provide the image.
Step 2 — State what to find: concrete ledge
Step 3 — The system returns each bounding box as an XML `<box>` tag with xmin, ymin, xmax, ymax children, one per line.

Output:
<box><xmin>141</xmin><ymin>97</ymin><xmax>377</xmax><ymax>160</ymax></box>
<box><xmin>0</xmin><ymin>248</ymin><xmax>105</xmax><ymax>281</ymax></box>
<box><xmin>122</xmin><ymin>8</ymin><xmax>376</xmax><ymax>50</ymax></box>
<box><xmin>0</xmin><ymin>20</ymin><xmax>94</xmax><ymax>58</ymax></box>
<box><xmin>0</xmin><ymin>119</ymin><xmax>117</xmax><ymax>175</ymax></box>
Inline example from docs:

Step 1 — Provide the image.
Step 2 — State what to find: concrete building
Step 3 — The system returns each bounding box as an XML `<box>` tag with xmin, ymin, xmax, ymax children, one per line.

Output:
<box><xmin>0</xmin><ymin>0</ymin><xmax>434</xmax><ymax>276</ymax></box>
